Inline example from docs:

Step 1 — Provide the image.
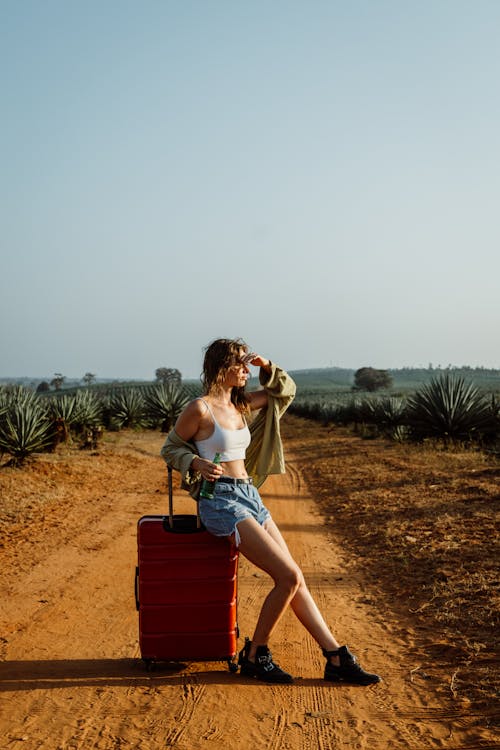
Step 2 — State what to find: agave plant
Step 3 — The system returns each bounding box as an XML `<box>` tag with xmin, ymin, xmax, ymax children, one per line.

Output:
<box><xmin>2</xmin><ymin>385</ymin><xmax>40</xmax><ymax>409</ymax></box>
<box><xmin>46</xmin><ymin>390</ymin><xmax>104</xmax><ymax>441</ymax></box>
<box><xmin>144</xmin><ymin>383</ymin><xmax>191</xmax><ymax>432</ymax></box>
<box><xmin>290</xmin><ymin>395</ymin><xmax>373</xmax><ymax>427</ymax></box>
<box><xmin>181</xmin><ymin>382</ymin><xmax>203</xmax><ymax>400</ymax></box>
<box><xmin>71</xmin><ymin>390</ymin><xmax>104</xmax><ymax>431</ymax></box>
<box><xmin>0</xmin><ymin>400</ymin><xmax>52</xmax><ymax>463</ymax></box>
<box><xmin>333</xmin><ymin>396</ymin><xmax>370</xmax><ymax>426</ymax></box>
<box><xmin>405</xmin><ymin>374</ymin><xmax>496</xmax><ymax>442</ymax></box>
<box><xmin>0</xmin><ymin>387</ymin><xmax>11</xmax><ymax>421</ymax></box>
<box><xmin>290</xmin><ymin>397</ymin><xmax>336</xmax><ymax>424</ymax></box>
<box><xmin>46</xmin><ymin>394</ymin><xmax>78</xmax><ymax>442</ymax></box>
<box><xmin>107</xmin><ymin>388</ymin><xmax>147</xmax><ymax>430</ymax></box>
<box><xmin>363</xmin><ymin>396</ymin><xmax>407</xmax><ymax>433</ymax></box>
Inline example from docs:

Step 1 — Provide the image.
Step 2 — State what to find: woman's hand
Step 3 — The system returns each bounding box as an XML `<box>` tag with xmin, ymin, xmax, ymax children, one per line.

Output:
<box><xmin>243</xmin><ymin>352</ymin><xmax>272</xmax><ymax>372</ymax></box>
<box><xmin>192</xmin><ymin>456</ymin><xmax>224</xmax><ymax>481</ymax></box>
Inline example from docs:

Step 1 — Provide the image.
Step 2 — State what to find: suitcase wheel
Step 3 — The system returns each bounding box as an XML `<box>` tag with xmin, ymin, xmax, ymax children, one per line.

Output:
<box><xmin>228</xmin><ymin>659</ymin><xmax>239</xmax><ymax>673</ymax></box>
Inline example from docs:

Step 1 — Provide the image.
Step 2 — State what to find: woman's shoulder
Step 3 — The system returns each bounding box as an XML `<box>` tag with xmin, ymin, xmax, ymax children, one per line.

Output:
<box><xmin>185</xmin><ymin>397</ymin><xmax>209</xmax><ymax>416</ymax></box>
<box><xmin>175</xmin><ymin>397</ymin><xmax>210</xmax><ymax>439</ymax></box>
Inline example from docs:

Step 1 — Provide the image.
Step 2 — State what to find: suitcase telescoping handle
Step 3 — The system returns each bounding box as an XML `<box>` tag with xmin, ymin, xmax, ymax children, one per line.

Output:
<box><xmin>167</xmin><ymin>465</ymin><xmax>201</xmax><ymax>530</ymax></box>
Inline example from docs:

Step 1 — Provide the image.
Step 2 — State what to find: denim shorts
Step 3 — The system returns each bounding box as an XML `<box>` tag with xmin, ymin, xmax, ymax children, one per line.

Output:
<box><xmin>198</xmin><ymin>477</ymin><xmax>271</xmax><ymax>547</ymax></box>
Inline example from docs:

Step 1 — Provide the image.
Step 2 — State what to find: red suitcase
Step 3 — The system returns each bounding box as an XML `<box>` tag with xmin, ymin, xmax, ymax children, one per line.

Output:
<box><xmin>135</xmin><ymin>466</ymin><xmax>239</xmax><ymax>671</ymax></box>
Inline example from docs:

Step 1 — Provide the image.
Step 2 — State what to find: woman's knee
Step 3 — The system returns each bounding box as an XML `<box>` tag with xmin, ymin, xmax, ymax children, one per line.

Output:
<box><xmin>277</xmin><ymin>564</ymin><xmax>302</xmax><ymax>595</ymax></box>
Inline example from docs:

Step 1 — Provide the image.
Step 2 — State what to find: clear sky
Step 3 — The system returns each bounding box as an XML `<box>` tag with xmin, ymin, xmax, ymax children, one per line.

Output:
<box><xmin>2</xmin><ymin>1</ymin><xmax>499</xmax><ymax>381</ymax></box>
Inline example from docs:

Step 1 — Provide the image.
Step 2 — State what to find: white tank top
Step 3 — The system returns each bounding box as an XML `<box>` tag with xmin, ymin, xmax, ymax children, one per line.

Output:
<box><xmin>194</xmin><ymin>399</ymin><xmax>251</xmax><ymax>462</ymax></box>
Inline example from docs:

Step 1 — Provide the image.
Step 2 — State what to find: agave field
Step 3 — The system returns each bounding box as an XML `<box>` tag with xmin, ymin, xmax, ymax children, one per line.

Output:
<box><xmin>289</xmin><ymin>372</ymin><xmax>500</xmax><ymax>449</ymax></box>
<box><xmin>0</xmin><ymin>371</ymin><xmax>499</xmax><ymax>466</ymax></box>
<box><xmin>0</xmin><ymin>382</ymin><xmax>201</xmax><ymax>465</ymax></box>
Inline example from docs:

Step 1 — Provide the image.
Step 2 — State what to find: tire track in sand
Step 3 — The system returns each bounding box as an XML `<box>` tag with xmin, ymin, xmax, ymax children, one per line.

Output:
<box><xmin>163</xmin><ymin>680</ymin><xmax>207</xmax><ymax>747</ymax></box>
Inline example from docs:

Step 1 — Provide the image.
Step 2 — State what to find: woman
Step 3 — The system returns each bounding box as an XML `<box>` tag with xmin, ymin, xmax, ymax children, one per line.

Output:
<box><xmin>161</xmin><ymin>338</ymin><xmax>380</xmax><ymax>686</ymax></box>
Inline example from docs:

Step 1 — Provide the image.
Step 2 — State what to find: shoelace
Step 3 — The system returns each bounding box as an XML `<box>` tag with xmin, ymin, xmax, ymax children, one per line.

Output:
<box><xmin>256</xmin><ymin>652</ymin><xmax>277</xmax><ymax>672</ymax></box>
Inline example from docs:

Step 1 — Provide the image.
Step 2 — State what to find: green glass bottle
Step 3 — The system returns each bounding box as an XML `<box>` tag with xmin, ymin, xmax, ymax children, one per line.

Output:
<box><xmin>199</xmin><ymin>452</ymin><xmax>222</xmax><ymax>499</ymax></box>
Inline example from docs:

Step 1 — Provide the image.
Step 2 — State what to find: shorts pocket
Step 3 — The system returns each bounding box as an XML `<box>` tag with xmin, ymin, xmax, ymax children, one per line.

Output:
<box><xmin>214</xmin><ymin>483</ymin><xmax>234</xmax><ymax>496</ymax></box>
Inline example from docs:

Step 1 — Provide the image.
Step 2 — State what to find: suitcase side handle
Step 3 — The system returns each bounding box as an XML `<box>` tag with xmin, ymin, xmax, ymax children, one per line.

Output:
<box><xmin>167</xmin><ymin>465</ymin><xmax>201</xmax><ymax>530</ymax></box>
<box><xmin>134</xmin><ymin>566</ymin><xmax>140</xmax><ymax>610</ymax></box>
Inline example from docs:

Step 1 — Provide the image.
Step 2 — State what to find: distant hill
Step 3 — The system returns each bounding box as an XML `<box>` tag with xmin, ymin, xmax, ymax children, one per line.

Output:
<box><xmin>288</xmin><ymin>366</ymin><xmax>500</xmax><ymax>395</ymax></box>
<box><xmin>0</xmin><ymin>376</ymin><xmax>153</xmax><ymax>392</ymax></box>
<box><xmin>2</xmin><ymin>366</ymin><xmax>499</xmax><ymax>395</ymax></box>
<box><xmin>288</xmin><ymin>367</ymin><xmax>354</xmax><ymax>390</ymax></box>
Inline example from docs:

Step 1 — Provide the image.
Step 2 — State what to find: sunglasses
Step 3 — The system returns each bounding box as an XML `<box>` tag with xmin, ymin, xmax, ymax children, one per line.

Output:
<box><xmin>231</xmin><ymin>352</ymin><xmax>255</xmax><ymax>367</ymax></box>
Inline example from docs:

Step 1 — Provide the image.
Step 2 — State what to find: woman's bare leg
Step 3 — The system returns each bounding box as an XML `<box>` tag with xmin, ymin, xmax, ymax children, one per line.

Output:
<box><xmin>235</xmin><ymin>515</ymin><xmax>340</xmax><ymax>661</ymax></box>
<box><xmin>263</xmin><ymin>518</ymin><xmax>340</xmax><ymax>657</ymax></box>
<box><xmin>235</xmin><ymin>515</ymin><xmax>381</xmax><ymax>684</ymax></box>
<box><xmin>235</xmin><ymin>516</ymin><xmax>302</xmax><ymax>660</ymax></box>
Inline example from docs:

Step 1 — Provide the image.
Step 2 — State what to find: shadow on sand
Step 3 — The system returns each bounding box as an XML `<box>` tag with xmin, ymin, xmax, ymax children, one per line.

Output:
<box><xmin>0</xmin><ymin>657</ymin><xmax>341</xmax><ymax>691</ymax></box>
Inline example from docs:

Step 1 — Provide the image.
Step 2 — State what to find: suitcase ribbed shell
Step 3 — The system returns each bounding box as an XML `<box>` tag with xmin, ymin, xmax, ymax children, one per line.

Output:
<box><xmin>136</xmin><ymin>514</ymin><xmax>239</xmax><ymax>666</ymax></box>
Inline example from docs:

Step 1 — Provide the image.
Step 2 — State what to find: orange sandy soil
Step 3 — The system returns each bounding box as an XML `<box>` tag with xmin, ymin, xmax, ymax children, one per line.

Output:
<box><xmin>0</xmin><ymin>414</ymin><xmax>498</xmax><ymax>750</ymax></box>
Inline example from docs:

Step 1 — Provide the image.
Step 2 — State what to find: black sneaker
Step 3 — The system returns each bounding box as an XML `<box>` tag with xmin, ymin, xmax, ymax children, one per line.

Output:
<box><xmin>323</xmin><ymin>645</ymin><xmax>381</xmax><ymax>685</ymax></box>
<box><xmin>238</xmin><ymin>638</ymin><xmax>294</xmax><ymax>684</ymax></box>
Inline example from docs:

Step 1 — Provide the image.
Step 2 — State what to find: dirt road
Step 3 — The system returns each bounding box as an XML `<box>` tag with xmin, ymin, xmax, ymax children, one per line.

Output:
<box><xmin>0</xmin><ymin>428</ymin><xmax>496</xmax><ymax>749</ymax></box>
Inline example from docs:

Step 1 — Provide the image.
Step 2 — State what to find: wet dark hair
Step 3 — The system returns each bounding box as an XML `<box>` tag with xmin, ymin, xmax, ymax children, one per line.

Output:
<box><xmin>201</xmin><ymin>338</ymin><xmax>250</xmax><ymax>413</ymax></box>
